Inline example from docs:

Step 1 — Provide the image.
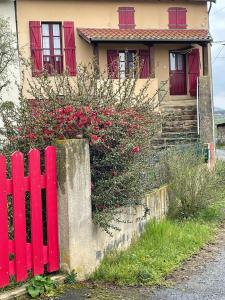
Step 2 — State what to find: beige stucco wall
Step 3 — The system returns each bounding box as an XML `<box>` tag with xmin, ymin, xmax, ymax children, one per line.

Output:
<box><xmin>16</xmin><ymin>0</ymin><xmax>208</xmax><ymax>100</ymax></box>
<box><xmin>16</xmin><ymin>0</ymin><xmax>208</xmax><ymax>67</ymax></box>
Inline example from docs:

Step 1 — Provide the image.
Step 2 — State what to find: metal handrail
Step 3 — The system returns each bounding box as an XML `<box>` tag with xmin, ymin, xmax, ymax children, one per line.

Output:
<box><xmin>196</xmin><ymin>77</ymin><xmax>200</xmax><ymax>136</ymax></box>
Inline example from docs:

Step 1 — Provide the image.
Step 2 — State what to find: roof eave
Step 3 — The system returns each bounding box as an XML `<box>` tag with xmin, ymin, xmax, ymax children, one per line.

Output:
<box><xmin>87</xmin><ymin>38</ymin><xmax>212</xmax><ymax>44</ymax></box>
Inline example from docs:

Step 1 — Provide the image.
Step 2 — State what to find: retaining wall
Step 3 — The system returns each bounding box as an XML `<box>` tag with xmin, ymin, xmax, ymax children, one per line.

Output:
<box><xmin>56</xmin><ymin>139</ymin><xmax>168</xmax><ymax>279</ymax></box>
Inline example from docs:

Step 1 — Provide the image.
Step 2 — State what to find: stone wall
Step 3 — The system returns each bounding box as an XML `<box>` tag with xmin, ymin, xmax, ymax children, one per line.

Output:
<box><xmin>56</xmin><ymin>139</ymin><xmax>168</xmax><ymax>279</ymax></box>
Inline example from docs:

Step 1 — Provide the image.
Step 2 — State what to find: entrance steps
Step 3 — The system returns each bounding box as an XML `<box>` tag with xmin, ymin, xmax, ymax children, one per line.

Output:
<box><xmin>153</xmin><ymin>102</ymin><xmax>199</xmax><ymax>149</ymax></box>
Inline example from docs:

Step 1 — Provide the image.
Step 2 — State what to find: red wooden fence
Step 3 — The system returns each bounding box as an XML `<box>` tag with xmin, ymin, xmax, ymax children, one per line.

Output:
<box><xmin>0</xmin><ymin>146</ymin><xmax>59</xmax><ymax>288</ymax></box>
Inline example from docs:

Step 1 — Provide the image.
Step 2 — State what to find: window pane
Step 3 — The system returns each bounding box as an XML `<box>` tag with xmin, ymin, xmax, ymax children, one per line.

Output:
<box><xmin>43</xmin><ymin>49</ymin><xmax>50</xmax><ymax>55</ymax></box>
<box><xmin>43</xmin><ymin>37</ymin><xmax>50</xmax><ymax>49</ymax></box>
<box><xmin>43</xmin><ymin>56</ymin><xmax>50</xmax><ymax>62</ymax></box>
<box><xmin>54</xmin><ymin>49</ymin><xmax>61</xmax><ymax>55</ymax></box>
<box><xmin>42</xmin><ymin>24</ymin><xmax>49</xmax><ymax>36</ymax></box>
<box><xmin>53</xmin><ymin>24</ymin><xmax>60</xmax><ymax>36</ymax></box>
<box><xmin>54</xmin><ymin>37</ymin><xmax>61</xmax><ymax>49</ymax></box>
<box><xmin>120</xmin><ymin>71</ymin><xmax>126</xmax><ymax>79</ymax></box>
<box><xmin>170</xmin><ymin>53</ymin><xmax>176</xmax><ymax>71</ymax></box>
<box><xmin>119</xmin><ymin>52</ymin><xmax>126</xmax><ymax>78</ymax></box>
<box><xmin>177</xmin><ymin>54</ymin><xmax>183</xmax><ymax>70</ymax></box>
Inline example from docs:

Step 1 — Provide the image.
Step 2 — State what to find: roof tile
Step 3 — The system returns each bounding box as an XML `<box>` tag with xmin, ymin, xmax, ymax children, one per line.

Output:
<box><xmin>78</xmin><ymin>28</ymin><xmax>211</xmax><ymax>43</ymax></box>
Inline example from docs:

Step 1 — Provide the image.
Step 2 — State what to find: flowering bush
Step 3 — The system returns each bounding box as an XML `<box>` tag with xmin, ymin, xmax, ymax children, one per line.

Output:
<box><xmin>0</xmin><ymin>62</ymin><xmax>167</xmax><ymax>232</ymax></box>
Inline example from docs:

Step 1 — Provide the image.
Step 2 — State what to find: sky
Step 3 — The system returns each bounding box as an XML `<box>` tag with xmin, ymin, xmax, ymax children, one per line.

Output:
<box><xmin>210</xmin><ymin>0</ymin><xmax>225</xmax><ymax>109</ymax></box>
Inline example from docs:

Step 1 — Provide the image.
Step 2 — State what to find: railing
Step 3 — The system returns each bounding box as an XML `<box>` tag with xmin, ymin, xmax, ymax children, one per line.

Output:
<box><xmin>197</xmin><ymin>77</ymin><xmax>200</xmax><ymax>136</ymax></box>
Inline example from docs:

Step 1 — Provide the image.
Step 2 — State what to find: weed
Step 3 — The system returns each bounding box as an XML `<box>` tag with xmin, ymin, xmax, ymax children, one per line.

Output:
<box><xmin>64</xmin><ymin>270</ymin><xmax>77</xmax><ymax>285</ymax></box>
<box><xmin>26</xmin><ymin>276</ymin><xmax>56</xmax><ymax>298</ymax></box>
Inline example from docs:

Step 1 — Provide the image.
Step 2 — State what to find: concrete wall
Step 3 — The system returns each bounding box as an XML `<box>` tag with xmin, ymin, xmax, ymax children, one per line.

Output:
<box><xmin>56</xmin><ymin>139</ymin><xmax>168</xmax><ymax>279</ymax></box>
<box><xmin>0</xmin><ymin>0</ymin><xmax>20</xmax><ymax>102</ymax></box>
<box><xmin>199</xmin><ymin>76</ymin><xmax>214</xmax><ymax>144</ymax></box>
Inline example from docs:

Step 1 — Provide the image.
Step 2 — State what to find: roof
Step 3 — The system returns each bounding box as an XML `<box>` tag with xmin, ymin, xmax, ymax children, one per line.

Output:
<box><xmin>78</xmin><ymin>28</ymin><xmax>212</xmax><ymax>43</ymax></box>
<box><xmin>217</xmin><ymin>123</ymin><xmax>225</xmax><ymax>128</ymax></box>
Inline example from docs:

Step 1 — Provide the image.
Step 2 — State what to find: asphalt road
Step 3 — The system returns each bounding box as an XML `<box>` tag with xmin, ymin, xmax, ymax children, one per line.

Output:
<box><xmin>148</xmin><ymin>247</ymin><xmax>225</xmax><ymax>300</ymax></box>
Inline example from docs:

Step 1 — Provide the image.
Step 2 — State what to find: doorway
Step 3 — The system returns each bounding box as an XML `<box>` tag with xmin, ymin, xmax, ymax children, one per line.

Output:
<box><xmin>169</xmin><ymin>52</ymin><xmax>187</xmax><ymax>96</ymax></box>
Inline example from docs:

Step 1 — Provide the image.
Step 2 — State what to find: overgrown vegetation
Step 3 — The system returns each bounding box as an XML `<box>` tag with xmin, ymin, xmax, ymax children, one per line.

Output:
<box><xmin>163</xmin><ymin>146</ymin><xmax>224</xmax><ymax>219</ymax></box>
<box><xmin>91</xmin><ymin>198</ymin><xmax>225</xmax><ymax>286</ymax></box>
<box><xmin>0</xmin><ymin>62</ymin><xmax>167</xmax><ymax>232</ymax></box>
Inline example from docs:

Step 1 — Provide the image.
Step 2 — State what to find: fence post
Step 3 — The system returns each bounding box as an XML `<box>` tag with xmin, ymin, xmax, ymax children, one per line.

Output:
<box><xmin>56</xmin><ymin>139</ymin><xmax>93</xmax><ymax>276</ymax></box>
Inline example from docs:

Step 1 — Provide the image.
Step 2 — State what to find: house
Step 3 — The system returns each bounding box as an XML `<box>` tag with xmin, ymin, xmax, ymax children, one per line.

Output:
<box><xmin>0</xmin><ymin>0</ymin><xmax>20</xmax><ymax>103</ymax></box>
<box><xmin>15</xmin><ymin>0</ymin><xmax>215</xmax><ymax>145</ymax></box>
<box><xmin>217</xmin><ymin>123</ymin><xmax>225</xmax><ymax>145</ymax></box>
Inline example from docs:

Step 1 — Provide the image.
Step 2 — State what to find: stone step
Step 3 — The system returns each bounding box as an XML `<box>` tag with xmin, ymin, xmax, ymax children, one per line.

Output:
<box><xmin>162</xmin><ymin>106</ymin><xmax>197</xmax><ymax>113</ymax></box>
<box><xmin>161</xmin><ymin>132</ymin><xmax>198</xmax><ymax>138</ymax></box>
<box><xmin>162</xmin><ymin>126</ymin><xmax>198</xmax><ymax>133</ymax></box>
<box><xmin>153</xmin><ymin>136</ymin><xmax>199</xmax><ymax>147</ymax></box>
<box><xmin>165</xmin><ymin>114</ymin><xmax>197</xmax><ymax>121</ymax></box>
<box><xmin>163</xmin><ymin>120</ymin><xmax>197</xmax><ymax>127</ymax></box>
<box><xmin>162</xmin><ymin>99</ymin><xmax>196</xmax><ymax>107</ymax></box>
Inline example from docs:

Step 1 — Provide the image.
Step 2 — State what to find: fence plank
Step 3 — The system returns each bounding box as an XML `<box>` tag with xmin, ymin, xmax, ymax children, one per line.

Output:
<box><xmin>0</xmin><ymin>155</ymin><xmax>10</xmax><ymax>287</ymax></box>
<box><xmin>45</xmin><ymin>146</ymin><xmax>59</xmax><ymax>272</ymax></box>
<box><xmin>29</xmin><ymin>149</ymin><xmax>44</xmax><ymax>275</ymax></box>
<box><xmin>11</xmin><ymin>151</ymin><xmax>27</xmax><ymax>282</ymax></box>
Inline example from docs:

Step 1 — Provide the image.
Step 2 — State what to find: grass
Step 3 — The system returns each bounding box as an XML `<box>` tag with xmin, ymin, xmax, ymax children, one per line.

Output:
<box><xmin>91</xmin><ymin>200</ymin><xmax>225</xmax><ymax>286</ymax></box>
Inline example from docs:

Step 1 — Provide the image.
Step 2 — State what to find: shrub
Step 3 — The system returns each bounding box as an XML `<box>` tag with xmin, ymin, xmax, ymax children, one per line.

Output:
<box><xmin>0</xmin><ymin>62</ymin><xmax>167</xmax><ymax>232</ymax></box>
<box><xmin>164</xmin><ymin>146</ymin><xmax>222</xmax><ymax>219</ymax></box>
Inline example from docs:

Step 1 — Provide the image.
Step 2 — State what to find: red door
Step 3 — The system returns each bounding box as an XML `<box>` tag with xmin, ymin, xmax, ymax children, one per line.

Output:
<box><xmin>169</xmin><ymin>52</ymin><xmax>187</xmax><ymax>95</ymax></box>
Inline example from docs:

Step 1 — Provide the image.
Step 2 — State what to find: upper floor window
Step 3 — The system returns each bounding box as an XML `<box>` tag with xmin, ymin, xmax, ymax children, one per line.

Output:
<box><xmin>118</xmin><ymin>7</ymin><xmax>135</xmax><ymax>29</ymax></box>
<box><xmin>29</xmin><ymin>21</ymin><xmax>76</xmax><ymax>76</ymax></box>
<box><xmin>168</xmin><ymin>7</ymin><xmax>187</xmax><ymax>29</ymax></box>
<box><xmin>42</xmin><ymin>23</ymin><xmax>63</xmax><ymax>75</ymax></box>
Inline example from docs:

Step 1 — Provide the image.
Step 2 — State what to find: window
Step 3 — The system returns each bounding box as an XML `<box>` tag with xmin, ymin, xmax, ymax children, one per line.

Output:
<box><xmin>169</xmin><ymin>53</ymin><xmax>185</xmax><ymax>71</ymax></box>
<box><xmin>119</xmin><ymin>50</ymin><xmax>136</xmax><ymax>79</ymax></box>
<box><xmin>168</xmin><ymin>7</ymin><xmax>187</xmax><ymax>29</ymax></box>
<box><xmin>29</xmin><ymin>21</ymin><xmax>76</xmax><ymax>76</ymax></box>
<box><xmin>107</xmin><ymin>49</ymin><xmax>150</xmax><ymax>79</ymax></box>
<box><xmin>118</xmin><ymin>7</ymin><xmax>135</xmax><ymax>29</ymax></box>
<box><xmin>42</xmin><ymin>23</ymin><xmax>63</xmax><ymax>74</ymax></box>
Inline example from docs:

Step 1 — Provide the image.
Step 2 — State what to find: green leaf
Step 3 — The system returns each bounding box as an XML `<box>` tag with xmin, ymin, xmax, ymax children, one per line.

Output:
<box><xmin>27</xmin><ymin>286</ymin><xmax>41</xmax><ymax>298</ymax></box>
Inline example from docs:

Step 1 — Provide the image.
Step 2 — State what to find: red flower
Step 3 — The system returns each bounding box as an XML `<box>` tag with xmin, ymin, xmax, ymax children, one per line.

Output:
<box><xmin>132</xmin><ymin>146</ymin><xmax>141</xmax><ymax>153</ymax></box>
<box><xmin>85</xmin><ymin>106</ymin><xmax>91</xmax><ymax>113</ymax></box>
<box><xmin>104</xmin><ymin>120</ymin><xmax>113</xmax><ymax>127</ymax></box>
<box><xmin>74</xmin><ymin>110</ymin><xmax>83</xmax><ymax>118</ymax></box>
<box><xmin>90</xmin><ymin>134</ymin><xmax>100</xmax><ymax>143</ymax></box>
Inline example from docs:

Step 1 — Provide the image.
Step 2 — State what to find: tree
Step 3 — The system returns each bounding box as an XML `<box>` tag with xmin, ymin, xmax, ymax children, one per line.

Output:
<box><xmin>0</xmin><ymin>17</ymin><xmax>18</xmax><ymax>99</ymax></box>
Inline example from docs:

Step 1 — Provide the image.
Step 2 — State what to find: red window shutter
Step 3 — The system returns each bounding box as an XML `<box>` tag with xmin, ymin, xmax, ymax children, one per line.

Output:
<box><xmin>118</xmin><ymin>7</ymin><xmax>135</xmax><ymax>29</ymax></box>
<box><xmin>169</xmin><ymin>7</ymin><xmax>187</xmax><ymax>29</ymax></box>
<box><xmin>64</xmin><ymin>21</ymin><xmax>76</xmax><ymax>76</ymax></box>
<box><xmin>168</xmin><ymin>8</ymin><xmax>177</xmax><ymax>29</ymax></box>
<box><xmin>177</xmin><ymin>8</ymin><xmax>187</xmax><ymax>29</ymax></box>
<box><xmin>29</xmin><ymin>21</ymin><xmax>42</xmax><ymax>76</ymax></box>
<box><xmin>188</xmin><ymin>49</ymin><xmax>200</xmax><ymax>97</ymax></box>
<box><xmin>139</xmin><ymin>49</ymin><xmax>150</xmax><ymax>79</ymax></box>
<box><xmin>107</xmin><ymin>50</ymin><xmax>118</xmax><ymax>79</ymax></box>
